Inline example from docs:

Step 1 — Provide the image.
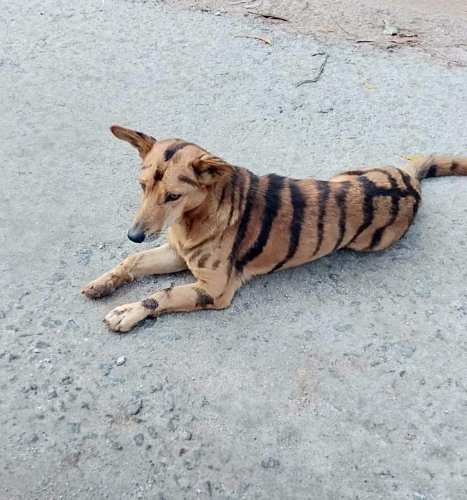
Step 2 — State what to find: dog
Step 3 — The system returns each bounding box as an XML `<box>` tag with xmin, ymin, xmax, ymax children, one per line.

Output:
<box><xmin>81</xmin><ymin>125</ymin><xmax>467</xmax><ymax>332</ymax></box>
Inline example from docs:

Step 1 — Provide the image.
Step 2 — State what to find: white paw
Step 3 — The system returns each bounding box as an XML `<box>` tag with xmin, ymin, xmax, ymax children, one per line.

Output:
<box><xmin>103</xmin><ymin>302</ymin><xmax>148</xmax><ymax>332</ymax></box>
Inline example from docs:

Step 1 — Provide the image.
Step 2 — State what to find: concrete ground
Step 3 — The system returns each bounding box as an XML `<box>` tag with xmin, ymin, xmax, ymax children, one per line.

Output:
<box><xmin>1</xmin><ymin>1</ymin><xmax>466</xmax><ymax>499</ymax></box>
<box><xmin>178</xmin><ymin>0</ymin><xmax>467</xmax><ymax>67</ymax></box>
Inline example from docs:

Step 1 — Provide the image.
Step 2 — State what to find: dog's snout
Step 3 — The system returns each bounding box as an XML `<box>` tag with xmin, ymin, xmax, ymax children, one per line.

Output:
<box><xmin>127</xmin><ymin>228</ymin><xmax>146</xmax><ymax>243</ymax></box>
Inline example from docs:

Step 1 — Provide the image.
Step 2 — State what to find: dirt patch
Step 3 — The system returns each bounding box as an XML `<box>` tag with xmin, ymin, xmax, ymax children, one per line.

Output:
<box><xmin>169</xmin><ymin>0</ymin><xmax>467</xmax><ymax>66</ymax></box>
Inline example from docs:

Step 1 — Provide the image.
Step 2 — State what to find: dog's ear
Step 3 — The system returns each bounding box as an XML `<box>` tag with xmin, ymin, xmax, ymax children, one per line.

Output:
<box><xmin>110</xmin><ymin>125</ymin><xmax>156</xmax><ymax>158</ymax></box>
<box><xmin>191</xmin><ymin>154</ymin><xmax>235</xmax><ymax>185</ymax></box>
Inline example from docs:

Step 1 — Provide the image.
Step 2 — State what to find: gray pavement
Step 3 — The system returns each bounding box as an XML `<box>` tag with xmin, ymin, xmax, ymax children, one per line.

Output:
<box><xmin>1</xmin><ymin>1</ymin><xmax>467</xmax><ymax>499</ymax></box>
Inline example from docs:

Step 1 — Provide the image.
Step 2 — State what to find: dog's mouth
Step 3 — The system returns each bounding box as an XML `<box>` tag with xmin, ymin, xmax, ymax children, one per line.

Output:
<box><xmin>144</xmin><ymin>231</ymin><xmax>162</xmax><ymax>243</ymax></box>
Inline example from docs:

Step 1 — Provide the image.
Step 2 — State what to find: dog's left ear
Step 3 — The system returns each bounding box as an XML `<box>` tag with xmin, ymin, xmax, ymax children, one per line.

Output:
<box><xmin>110</xmin><ymin>125</ymin><xmax>156</xmax><ymax>159</ymax></box>
<box><xmin>191</xmin><ymin>154</ymin><xmax>235</xmax><ymax>185</ymax></box>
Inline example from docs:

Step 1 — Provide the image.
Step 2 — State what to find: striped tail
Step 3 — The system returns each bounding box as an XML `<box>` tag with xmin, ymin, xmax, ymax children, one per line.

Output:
<box><xmin>401</xmin><ymin>156</ymin><xmax>467</xmax><ymax>180</ymax></box>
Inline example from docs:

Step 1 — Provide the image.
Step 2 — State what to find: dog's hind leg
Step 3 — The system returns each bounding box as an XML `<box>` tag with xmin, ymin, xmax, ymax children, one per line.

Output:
<box><xmin>81</xmin><ymin>243</ymin><xmax>187</xmax><ymax>299</ymax></box>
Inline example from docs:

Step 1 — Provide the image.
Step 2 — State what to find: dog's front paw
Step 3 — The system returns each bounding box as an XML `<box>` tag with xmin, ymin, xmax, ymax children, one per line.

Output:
<box><xmin>81</xmin><ymin>276</ymin><xmax>116</xmax><ymax>299</ymax></box>
<box><xmin>103</xmin><ymin>303</ymin><xmax>148</xmax><ymax>332</ymax></box>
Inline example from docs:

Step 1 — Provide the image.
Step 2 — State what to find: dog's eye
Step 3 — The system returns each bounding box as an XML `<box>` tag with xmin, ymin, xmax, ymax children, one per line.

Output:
<box><xmin>140</xmin><ymin>183</ymin><xmax>146</xmax><ymax>191</ymax></box>
<box><xmin>165</xmin><ymin>193</ymin><xmax>181</xmax><ymax>203</ymax></box>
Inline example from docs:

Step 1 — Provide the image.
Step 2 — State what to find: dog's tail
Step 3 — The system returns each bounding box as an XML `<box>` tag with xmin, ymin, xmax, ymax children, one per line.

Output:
<box><xmin>401</xmin><ymin>156</ymin><xmax>467</xmax><ymax>180</ymax></box>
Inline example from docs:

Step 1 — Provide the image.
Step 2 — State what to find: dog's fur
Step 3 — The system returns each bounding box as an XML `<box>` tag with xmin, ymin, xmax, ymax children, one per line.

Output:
<box><xmin>82</xmin><ymin>125</ymin><xmax>467</xmax><ymax>332</ymax></box>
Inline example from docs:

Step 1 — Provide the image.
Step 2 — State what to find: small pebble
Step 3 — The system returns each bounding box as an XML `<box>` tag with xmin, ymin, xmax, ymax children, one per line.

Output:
<box><xmin>70</xmin><ymin>422</ymin><xmax>81</xmax><ymax>434</ymax></box>
<box><xmin>167</xmin><ymin>417</ymin><xmax>179</xmax><ymax>432</ymax></box>
<box><xmin>47</xmin><ymin>389</ymin><xmax>58</xmax><ymax>399</ymax></box>
<box><xmin>35</xmin><ymin>340</ymin><xmax>50</xmax><ymax>350</ymax></box>
<box><xmin>125</xmin><ymin>399</ymin><xmax>143</xmax><ymax>417</ymax></box>
<box><xmin>109</xmin><ymin>377</ymin><xmax>124</xmax><ymax>386</ymax></box>
<box><xmin>133</xmin><ymin>433</ymin><xmax>144</xmax><ymax>446</ymax></box>
<box><xmin>111</xmin><ymin>441</ymin><xmax>123</xmax><ymax>451</ymax></box>
<box><xmin>333</xmin><ymin>323</ymin><xmax>352</xmax><ymax>333</ymax></box>
<box><xmin>260</xmin><ymin>457</ymin><xmax>280</xmax><ymax>469</ymax></box>
<box><xmin>83</xmin><ymin>432</ymin><xmax>98</xmax><ymax>441</ymax></box>
<box><xmin>75</xmin><ymin>248</ymin><xmax>92</xmax><ymax>266</ymax></box>
<box><xmin>65</xmin><ymin>319</ymin><xmax>79</xmax><ymax>331</ymax></box>
<box><xmin>180</xmin><ymin>430</ymin><xmax>192</xmax><ymax>441</ymax></box>
<box><xmin>147</xmin><ymin>426</ymin><xmax>158</xmax><ymax>439</ymax></box>
<box><xmin>149</xmin><ymin>383</ymin><xmax>163</xmax><ymax>393</ymax></box>
<box><xmin>328</xmin><ymin>273</ymin><xmax>339</xmax><ymax>283</ymax></box>
<box><xmin>20</xmin><ymin>432</ymin><xmax>39</xmax><ymax>444</ymax></box>
<box><xmin>158</xmin><ymin>331</ymin><xmax>180</xmax><ymax>342</ymax></box>
<box><xmin>413</xmin><ymin>493</ymin><xmax>427</xmax><ymax>500</ymax></box>
<box><xmin>41</xmin><ymin>317</ymin><xmax>61</xmax><ymax>328</ymax></box>
<box><xmin>412</xmin><ymin>281</ymin><xmax>431</xmax><ymax>298</ymax></box>
<box><xmin>99</xmin><ymin>363</ymin><xmax>113</xmax><ymax>376</ymax></box>
<box><xmin>116</xmin><ymin>356</ymin><xmax>126</xmax><ymax>366</ymax></box>
<box><xmin>60</xmin><ymin>375</ymin><xmax>72</xmax><ymax>385</ymax></box>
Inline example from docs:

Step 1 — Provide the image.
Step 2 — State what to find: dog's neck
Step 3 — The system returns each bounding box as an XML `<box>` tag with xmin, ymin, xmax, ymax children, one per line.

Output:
<box><xmin>184</xmin><ymin>184</ymin><xmax>225</xmax><ymax>231</ymax></box>
<box><xmin>170</xmin><ymin>178</ymin><xmax>235</xmax><ymax>252</ymax></box>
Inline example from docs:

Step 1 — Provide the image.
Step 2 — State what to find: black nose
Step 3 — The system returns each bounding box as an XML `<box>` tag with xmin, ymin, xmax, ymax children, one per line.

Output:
<box><xmin>127</xmin><ymin>228</ymin><xmax>145</xmax><ymax>243</ymax></box>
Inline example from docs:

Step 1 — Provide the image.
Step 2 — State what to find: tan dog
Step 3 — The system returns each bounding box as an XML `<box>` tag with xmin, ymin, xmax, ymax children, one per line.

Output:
<box><xmin>82</xmin><ymin>125</ymin><xmax>467</xmax><ymax>332</ymax></box>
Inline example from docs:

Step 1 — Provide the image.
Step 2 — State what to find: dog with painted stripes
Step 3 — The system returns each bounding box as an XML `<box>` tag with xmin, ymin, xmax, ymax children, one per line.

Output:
<box><xmin>81</xmin><ymin>125</ymin><xmax>467</xmax><ymax>332</ymax></box>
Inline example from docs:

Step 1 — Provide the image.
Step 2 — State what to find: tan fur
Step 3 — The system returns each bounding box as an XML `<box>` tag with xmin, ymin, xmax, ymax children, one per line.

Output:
<box><xmin>82</xmin><ymin>126</ymin><xmax>467</xmax><ymax>332</ymax></box>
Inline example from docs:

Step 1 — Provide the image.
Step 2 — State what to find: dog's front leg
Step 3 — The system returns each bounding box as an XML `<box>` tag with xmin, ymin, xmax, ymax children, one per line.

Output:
<box><xmin>103</xmin><ymin>281</ymin><xmax>236</xmax><ymax>333</ymax></box>
<box><xmin>81</xmin><ymin>243</ymin><xmax>187</xmax><ymax>299</ymax></box>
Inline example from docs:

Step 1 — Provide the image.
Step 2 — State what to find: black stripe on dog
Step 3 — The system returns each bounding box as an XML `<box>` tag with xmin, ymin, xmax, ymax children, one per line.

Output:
<box><xmin>425</xmin><ymin>165</ymin><xmax>438</xmax><ymax>178</ymax></box>
<box><xmin>164</xmin><ymin>142</ymin><xmax>190</xmax><ymax>161</ymax></box>
<box><xmin>312</xmin><ymin>181</ymin><xmax>331</xmax><ymax>256</ymax></box>
<box><xmin>228</xmin><ymin>170</ymin><xmax>258</xmax><ymax>275</ymax></box>
<box><xmin>236</xmin><ymin>174</ymin><xmax>284</xmax><ymax>273</ymax></box>
<box><xmin>332</xmin><ymin>181</ymin><xmax>350</xmax><ymax>251</ymax></box>
<box><xmin>194</xmin><ymin>287</ymin><xmax>214</xmax><ymax>308</ymax></box>
<box><xmin>226</xmin><ymin>168</ymin><xmax>240</xmax><ymax>227</ymax></box>
<box><xmin>271</xmin><ymin>179</ymin><xmax>306</xmax><ymax>272</ymax></box>
<box><xmin>348</xmin><ymin>176</ymin><xmax>375</xmax><ymax>244</ymax></box>
<box><xmin>178</xmin><ymin>175</ymin><xmax>198</xmax><ymax>187</ymax></box>
<box><xmin>366</xmin><ymin>172</ymin><xmax>400</xmax><ymax>250</ymax></box>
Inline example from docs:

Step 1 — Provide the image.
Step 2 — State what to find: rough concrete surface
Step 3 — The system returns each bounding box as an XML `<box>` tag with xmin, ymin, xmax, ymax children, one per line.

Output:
<box><xmin>176</xmin><ymin>0</ymin><xmax>467</xmax><ymax>66</ymax></box>
<box><xmin>1</xmin><ymin>1</ymin><xmax>467</xmax><ymax>499</ymax></box>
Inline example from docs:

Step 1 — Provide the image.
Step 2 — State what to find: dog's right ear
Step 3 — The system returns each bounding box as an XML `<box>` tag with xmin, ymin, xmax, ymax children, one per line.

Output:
<box><xmin>191</xmin><ymin>154</ymin><xmax>235</xmax><ymax>185</ymax></box>
<box><xmin>110</xmin><ymin>125</ymin><xmax>156</xmax><ymax>159</ymax></box>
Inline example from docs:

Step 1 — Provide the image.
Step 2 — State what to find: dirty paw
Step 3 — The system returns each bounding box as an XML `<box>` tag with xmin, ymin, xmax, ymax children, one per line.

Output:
<box><xmin>81</xmin><ymin>277</ymin><xmax>116</xmax><ymax>299</ymax></box>
<box><xmin>103</xmin><ymin>303</ymin><xmax>148</xmax><ymax>332</ymax></box>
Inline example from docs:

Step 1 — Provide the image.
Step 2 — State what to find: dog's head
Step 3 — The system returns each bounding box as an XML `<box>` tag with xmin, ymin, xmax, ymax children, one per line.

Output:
<box><xmin>110</xmin><ymin>125</ymin><xmax>235</xmax><ymax>243</ymax></box>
